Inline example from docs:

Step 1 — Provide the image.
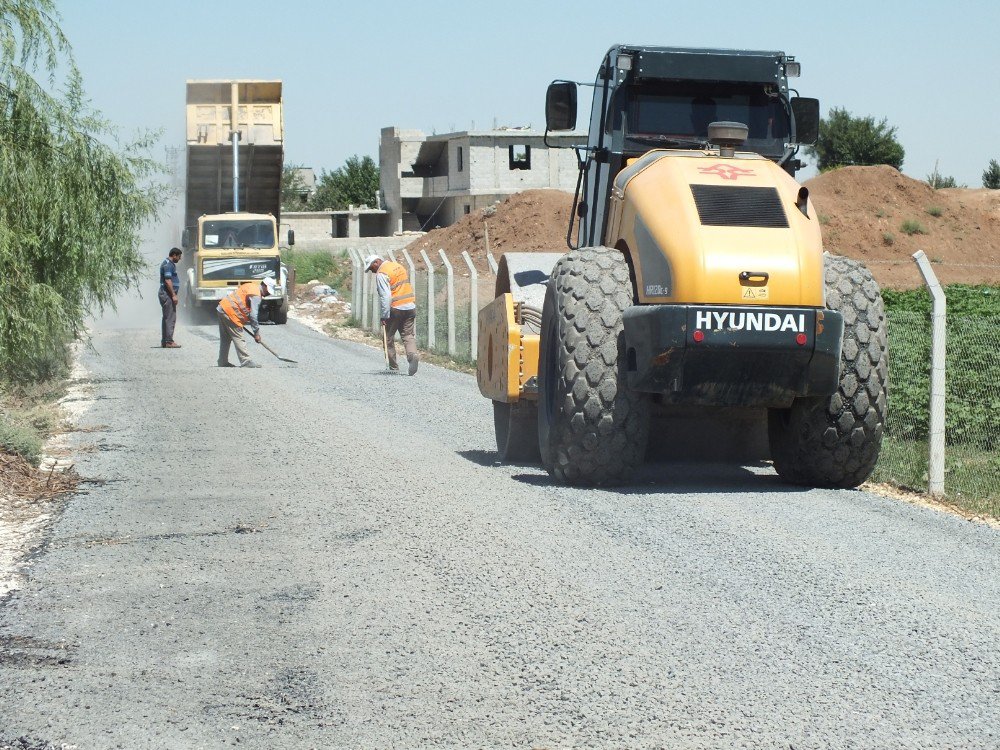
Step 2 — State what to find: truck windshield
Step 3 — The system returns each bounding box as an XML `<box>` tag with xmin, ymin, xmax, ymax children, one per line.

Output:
<box><xmin>202</xmin><ymin>219</ymin><xmax>275</xmax><ymax>249</ymax></box>
<box><xmin>623</xmin><ymin>82</ymin><xmax>790</xmax><ymax>155</ymax></box>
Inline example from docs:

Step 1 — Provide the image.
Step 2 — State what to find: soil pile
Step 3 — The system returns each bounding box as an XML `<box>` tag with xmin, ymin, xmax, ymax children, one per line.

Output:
<box><xmin>404</xmin><ymin>189</ymin><xmax>573</xmax><ymax>273</ymax></box>
<box><xmin>401</xmin><ymin>168</ymin><xmax>1000</xmax><ymax>289</ymax></box>
<box><xmin>805</xmin><ymin>166</ymin><xmax>1000</xmax><ymax>288</ymax></box>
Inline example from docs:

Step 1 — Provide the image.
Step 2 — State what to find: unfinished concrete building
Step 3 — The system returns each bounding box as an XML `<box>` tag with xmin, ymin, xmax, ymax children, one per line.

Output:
<box><xmin>379</xmin><ymin>126</ymin><xmax>584</xmax><ymax>234</ymax></box>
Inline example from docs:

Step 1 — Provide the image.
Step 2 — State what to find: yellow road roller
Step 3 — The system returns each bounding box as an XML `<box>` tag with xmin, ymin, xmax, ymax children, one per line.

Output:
<box><xmin>477</xmin><ymin>45</ymin><xmax>887</xmax><ymax>487</ymax></box>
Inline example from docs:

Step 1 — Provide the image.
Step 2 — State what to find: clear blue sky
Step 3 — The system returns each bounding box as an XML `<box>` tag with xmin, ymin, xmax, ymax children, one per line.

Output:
<box><xmin>57</xmin><ymin>0</ymin><xmax>999</xmax><ymax>187</ymax></box>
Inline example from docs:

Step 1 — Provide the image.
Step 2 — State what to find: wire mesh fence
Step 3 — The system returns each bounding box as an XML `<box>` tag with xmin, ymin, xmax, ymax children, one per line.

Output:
<box><xmin>872</xmin><ymin>311</ymin><xmax>930</xmax><ymax>491</ymax></box>
<box><xmin>874</xmin><ymin>311</ymin><xmax>1000</xmax><ymax>512</ymax></box>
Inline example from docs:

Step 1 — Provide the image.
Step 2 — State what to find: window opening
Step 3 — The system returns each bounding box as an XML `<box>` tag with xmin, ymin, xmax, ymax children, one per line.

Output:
<box><xmin>509</xmin><ymin>144</ymin><xmax>531</xmax><ymax>170</ymax></box>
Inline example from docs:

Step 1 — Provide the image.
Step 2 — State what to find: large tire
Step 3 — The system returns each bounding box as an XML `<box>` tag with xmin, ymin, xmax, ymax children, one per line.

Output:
<box><xmin>769</xmin><ymin>254</ymin><xmax>888</xmax><ymax>488</ymax></box>
<box><xmin>493</xmin><ymin>400</ymin><xmax>540</xmax><ymax>463</ymax></box>
<box><xmin>271</xmin><ymin>296</ymin><xmax>289</xmax><ymax>325</ymax></box>
<box><xmin>537</xmin><ymin>246</ymin><xmax>650</xmax><ymax>485</ymax></box>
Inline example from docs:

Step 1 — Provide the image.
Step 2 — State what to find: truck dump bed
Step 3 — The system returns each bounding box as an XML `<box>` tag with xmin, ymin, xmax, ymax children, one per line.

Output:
<box><xmin>185</xmin><ymin>80</ymin><xmax>284</xmax><ymax>230</ymax></box>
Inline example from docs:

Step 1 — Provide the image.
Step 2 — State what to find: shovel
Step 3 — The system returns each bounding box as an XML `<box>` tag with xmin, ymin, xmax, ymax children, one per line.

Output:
<box><xmin>257</xmin><ymin>336</ymin><xmax>297</xmax><ymax>364</ymax></box>
<box><xmin>381</xmin><ymin>323</ymin><xmax>393</xmax><ymax>372</ymax></box>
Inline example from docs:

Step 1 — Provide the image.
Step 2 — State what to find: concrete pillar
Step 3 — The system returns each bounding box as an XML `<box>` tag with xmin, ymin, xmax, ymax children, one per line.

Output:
<box><xmin>348</xmin><ymin>206</ymin><xmax>360</xmax><ymax>239</ymax></box>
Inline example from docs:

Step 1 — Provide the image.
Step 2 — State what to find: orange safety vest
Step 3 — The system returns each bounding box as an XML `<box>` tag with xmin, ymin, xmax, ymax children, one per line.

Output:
<box><xmin>219</xmin><ymin>281</ymin><xmax>262</xmax><ymax>327</ymax></box>
<box><xmin>379</xmin><ymin>261</ymin><xmax>416</xmax><ymax>309</ymax></box>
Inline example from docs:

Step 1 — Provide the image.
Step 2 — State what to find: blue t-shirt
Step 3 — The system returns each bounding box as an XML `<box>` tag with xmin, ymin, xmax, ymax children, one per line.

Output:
<box><xmin>160</xmin><ymin>257</ymin><xmax>180</xmax><ymax>295</ymax></box>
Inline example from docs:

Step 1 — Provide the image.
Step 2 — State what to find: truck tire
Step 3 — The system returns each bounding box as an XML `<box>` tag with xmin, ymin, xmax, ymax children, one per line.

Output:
<box><xmin>272</xmin><ymin>297</ymin><xmax>289</xmax><ymax>325</ymax></box>
<box><xmin>493</xmin><ymin>400</ymin><xmax>540</xmax><ymax>462</ymax></box>
<box><xmin>537</xmin><ymin>246</ymin><xmax>649</xmax><ymax>485</ymax></box>
<box><xmin>769</xmin><ymin>254</ymin><xmax>888</xmax><ymax>488</ymax></box>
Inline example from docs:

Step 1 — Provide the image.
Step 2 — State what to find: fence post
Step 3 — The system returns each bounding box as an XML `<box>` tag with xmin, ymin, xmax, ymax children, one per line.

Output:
<box><xmin>420</xmin><ymin>249</ymin><xmax>436</xmax><ymax>350</ymax></box>
<box><xmin>401</xmin><ymin>249</ymin><xmax>417</xmax><ymax>290</ymax></box>
<box><xmin>486</xmin><ymin>250</ymin><xmax>499</xmax><ymax>277</ymax></box>
<box><xmin>358</xmin><ymin>251</ymin><xmax>371</xmax><ymax>330</ymax></box>
<box><xmin>912</xmin><ymin>250</ymin><xmax>947</xmax><ymax>498</ymax></box>
<box><xmin>347</xmin><ymin>248</ymin><xmax>362</xmax><ymax>319</ymax></box>
<box><xmin>371</xmin><ymin>255</ymin><xmax>382</xmax><ymax>334</ymax></box>
<box><xmin>462</xmin><ymin>251</ymin><xmax>478</xmax><ymax>361</ymax></box>
<box><xmin>387</xmin><ymin>249</ymin><xmax>397</xmax><ymax>262</ymax></box>
<box><xmin>439</xmin><ymin>249</ymin><xmax>456</xmax><ymax>356</ymax></box>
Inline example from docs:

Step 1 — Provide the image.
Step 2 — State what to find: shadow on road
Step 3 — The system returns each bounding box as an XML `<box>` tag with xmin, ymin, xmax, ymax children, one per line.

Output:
<box><xmin>458</xmin><ymin>449</ymin><xmax>810</xmax><ymax>496</ymax></box>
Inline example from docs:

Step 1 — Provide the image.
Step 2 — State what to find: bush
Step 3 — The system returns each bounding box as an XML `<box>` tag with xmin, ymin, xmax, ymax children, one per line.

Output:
<box><xmin>927</xmin><ymin>162</ymin><xmax>958</xmax><ymax>189</ymax></box>
<box><xmin>806</xmin><ymin>107</ymin><xmax>904</xmax><ymax>171</ymax></box>
<box><xmin>0</xmin><ymin>418</ymin><xmax>43</xmax><ymax>465</ymax></box>
<box><xmin>983</xmin><ymin>159</ymin><xmax>1000</xmax><ymax>189</ymax></box>
<box><xmin>882</xmin><ymin>232</ymin><xmax>895</xmax><ymax>246</ymax></box>
<box><xmin>284</xmin><ymin>249</ymin><xmax>353</xmax><ymax>291</ymax></box>
<box><xmin>925</xmin><ymin>206</ymin><xmax>943</xmax><ymax>217</ymax></box>
<box><xmin>900</xmin><ymin>219</ymin><xmax>928</xmax><ymax>235</ymax></box>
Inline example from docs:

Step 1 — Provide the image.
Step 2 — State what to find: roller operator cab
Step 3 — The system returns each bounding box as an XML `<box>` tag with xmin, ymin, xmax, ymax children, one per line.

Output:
<box><xmin>477</xmin><ymin>45</ymin><xmax>888</xmax><ymax>488</ymax></box>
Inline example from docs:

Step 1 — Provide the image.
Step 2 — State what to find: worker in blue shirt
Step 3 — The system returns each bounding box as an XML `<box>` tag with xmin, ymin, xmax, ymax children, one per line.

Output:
<box><xmin>159</xmin><ymin>247</ymin><xmax>183</xmax><ymax>348</ymax></box>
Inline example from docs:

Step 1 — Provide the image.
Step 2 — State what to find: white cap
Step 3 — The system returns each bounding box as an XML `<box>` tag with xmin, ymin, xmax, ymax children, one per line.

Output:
<box><xmin>362</xmin><ymin>254</ymin><xmax>380</xmax><ymax>271</ymax></box>
<box><xmin>261</xmin><ymin>276</ymin><xmax>277</xmax><ymax>295</ymax></box>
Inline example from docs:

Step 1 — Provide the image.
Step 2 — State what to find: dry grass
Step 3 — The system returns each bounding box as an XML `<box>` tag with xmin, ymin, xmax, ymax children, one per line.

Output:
<box><xmin>0</xmin><ymin>450</ymin><xmax>79</xmax><ymax>502</ymax></box>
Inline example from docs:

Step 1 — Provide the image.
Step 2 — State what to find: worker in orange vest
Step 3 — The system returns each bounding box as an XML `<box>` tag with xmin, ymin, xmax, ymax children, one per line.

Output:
<box><xmin>216</xmin><ymin>276</ymin><xmax>277</xmax><ymax>368</ymax></box>
<box><xmin>363</xmin><ymin>255</ymin><xmax>419</xmax><ymax>375</ymax></box>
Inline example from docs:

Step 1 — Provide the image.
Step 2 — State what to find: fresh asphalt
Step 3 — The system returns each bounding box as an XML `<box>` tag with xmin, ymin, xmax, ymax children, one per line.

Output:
<box><xmin>1</xmin><ymin>320</ymin><xmax>998</xmax><ymax>749</ymax></box>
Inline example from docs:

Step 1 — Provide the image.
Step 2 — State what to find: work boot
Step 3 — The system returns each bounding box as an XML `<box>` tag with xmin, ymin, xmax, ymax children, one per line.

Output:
<box><xmin>162</xmin><ymin>342</ymin><xmax>181</xmax><ymax>348</ymax></box>
<box><xmin>218</xmin><ymin>362</ymin><xmax>235</xmax><ymax>367</ymax></box>
<box><xmin>241</xmin><ymin>361</ymin><xmax>262</xmax><ymax>368</ymax></box>
<box><xmin>407</xmin><ymin>353</ymin><xmax>419</xmax><ymax>376</ymax></box>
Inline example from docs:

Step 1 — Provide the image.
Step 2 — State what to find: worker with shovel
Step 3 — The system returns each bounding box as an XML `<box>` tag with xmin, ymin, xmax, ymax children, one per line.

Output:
<box><xmin>216</xmin><ymin>276</ymin><xmax>278</xmax><ymax>368</ymax></box>
<box><xmin>363</xmin><ymin>255</ymin><xmax>419</xmax><ymax>375</ymax></box>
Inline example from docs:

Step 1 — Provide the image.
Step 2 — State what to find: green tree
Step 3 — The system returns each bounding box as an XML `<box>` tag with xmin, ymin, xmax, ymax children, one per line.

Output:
<box><xmin>309</xmin><ymin>155</ymin><xmax>379</xmax><ymax>211</ymax></box>
<box><xmin>983</xmin><ymin>159</ymin><xmax>1000</xmax><ymax>189</ymax></box>
<box><xmin>0</xmin><ymin>0</ymin><xmax>163</xmax><ymax>381</ymax></box>
<box><xmin>806</xmin><ymin>107</ymin><xmax>905</xmax><ymax>172</ymax></box>
<box><xmin>281</xmin><ymin>163</ymin><xmax>310</xmax><ymax>211</ymax></box>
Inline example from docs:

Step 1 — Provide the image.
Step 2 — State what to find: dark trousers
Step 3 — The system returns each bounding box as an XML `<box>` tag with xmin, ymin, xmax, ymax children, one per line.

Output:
<box><xmin>159</xmin><ymin>288</ymin><xmax>177</xmax><ymax>345</ymax></box>
<box><xmin>384</xmin><ymin>309</ymin><xmax>417</xmax><ymax>369</ymax></box>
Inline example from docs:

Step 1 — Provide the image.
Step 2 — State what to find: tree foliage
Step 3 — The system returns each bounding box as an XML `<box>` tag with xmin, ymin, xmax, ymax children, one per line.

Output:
<box><xmin>0</xmin><ymin>0</ymin><xmax>163</xmax><ymax>381</ymax></box>
<box><xmin>806</xmin><ymin>107</ymin><xmax>905</xmax><ymax>172</ymax></box>
<box><xmin>309</xmin><ymin>155</ymin><xmax>379</xmax><ymax>211</ymax></box>
<box><xmin>281</xmin><ymin>163</ymin><xmax>310</xmax><ymax>211</ymax></box>
<box><xmin>983</xmin><ymin>159</ymin><xmax>1000</xmax><ymax>190</ymax></box>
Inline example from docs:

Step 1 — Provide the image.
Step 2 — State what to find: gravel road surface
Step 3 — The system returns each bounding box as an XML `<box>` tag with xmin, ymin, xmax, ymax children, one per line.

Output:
<box><xmin>1</xmin><ymin>320</ymin><xmax>998</xmax><ymax>749</ymax></box>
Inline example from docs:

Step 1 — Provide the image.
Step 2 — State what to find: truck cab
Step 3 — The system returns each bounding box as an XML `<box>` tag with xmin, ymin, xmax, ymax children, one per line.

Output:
<box><xmin>184</xmin><ymin>212</ymin><xmax>291</xmax><ymax>323</ymax></box>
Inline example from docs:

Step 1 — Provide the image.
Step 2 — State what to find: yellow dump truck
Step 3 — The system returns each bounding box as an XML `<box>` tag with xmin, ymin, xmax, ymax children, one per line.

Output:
<box><xmin>477</xmin><ymin>45</ymin><xmax>888</xmax><ymax>488</ymax></box>
<box><xmin>182</xmin><ymin>80</ymin><xmax>292</xmax><ymax>323</ymax></box>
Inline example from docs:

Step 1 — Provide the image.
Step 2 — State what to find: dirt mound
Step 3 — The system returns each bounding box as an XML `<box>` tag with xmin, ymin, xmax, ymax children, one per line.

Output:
<box><xmin>404</xmin><ymin>189</ymin><xmax>573</xmax><ymax>273</ymax></box>
<box><xmin>403</xmin><ymin>169</ymin><xmax>1000</xmax><ymax>289</ymax></box>
<box><xmin>805</xmin><ymin>165</ymin><xmax>1000</xmax><ymax>288</ymax></box>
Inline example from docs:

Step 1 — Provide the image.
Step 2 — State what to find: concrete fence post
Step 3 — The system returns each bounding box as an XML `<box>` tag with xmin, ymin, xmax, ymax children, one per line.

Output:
<box><xmin>462</xmin><ymin>251</ymin><xmax>478</xmax><ymax>361</ymax></box>
<box><xmin>420</xmin><ymin>249</ymin><xmax>436</xmax><ymax>350</ymax></box>
<box><xmin>912</xmin><ymin>250</ymin><xmax>947</xmax><ymax>497</ymax></box>
<box><xmin>370</xmin><ymin>254</ymin><xmax>382</xmax><ymax>334</ymax></box>
<box><xmin>387</xmin><ymin>249</ymin><xmax>397</xmax><ymax>262</ymax></box>
<box><xmin>486</xmin><ymin>251</ymin><xmax>499</xmax><ymax>277</ymax></box>
<box><xmin>347</xmin><ymin>248</ymin><xmax>362</xmax><ymax>320</ymax></box>
<box><xmin>401</xmin><ymin>249</ymin><xmax>417</xmax><ymax>292</ymax></box>
<box><xmin>439</xmin><ymin>249</ymin><xmax>456</xmax><ymax>356</ymax></box>
<box><xmin>359</xmin><ymin>251</ymin><xmax>370</xmax><ymax>330</ymax></box>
